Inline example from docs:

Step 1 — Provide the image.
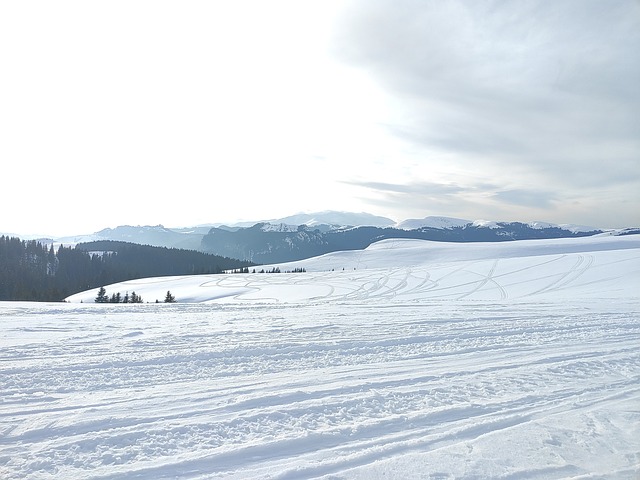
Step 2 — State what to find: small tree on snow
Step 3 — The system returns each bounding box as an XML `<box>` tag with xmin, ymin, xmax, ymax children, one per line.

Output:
<box><xmin>164</xmin><ymin>290</ymin><xmax>176</xmax><ymax>303</ymax></box>
<box><xmin>95</xmin><ymin>286</ymin><xmax>108</xmax><ymax>303</ymax></box>
<box><xmin>130</xmin><ymin>291</ymin><xmax>143</xmax><ymax>303</ymax></box>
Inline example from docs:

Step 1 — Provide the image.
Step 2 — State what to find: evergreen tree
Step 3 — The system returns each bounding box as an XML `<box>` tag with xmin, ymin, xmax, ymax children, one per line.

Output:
<box><xmin>0</xmin><ymin>236</ymin><xmax>252</xmax><ymax>302</ymax></box>
<box><xmin>164</xmin><ymin>290</ymin><xmax>176</xmax><ymax>303</ymax></box>
<box><xmin>95</xmin><ymin>286</ymin><xmax>108</xmax><ymax>303</ymax></box>
<box><xmin>130</xmin><ymin>291</ymin><xmax>143</xmax><ymax>303</ymax></box>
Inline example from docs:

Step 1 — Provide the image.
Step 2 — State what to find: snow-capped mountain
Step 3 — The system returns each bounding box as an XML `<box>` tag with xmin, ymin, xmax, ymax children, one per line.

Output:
<box><xmin>270</xmin><ymin>211</ymin><xmax>395</xmax><ymax>229</ymax></box>
<box><xmin>200</xmin><ymin>219</ymin><xmax>606</xmax><ymax>264</ymax></box>
<box><xmin>54</xmin><ymin>225</ymin><xmax>206</xmax><ymax>251</ymax></box>
<box><xmin>557</xmin><ymin>223</ymin><xmax>603</xmax><ymax>233</ymax></box>
<box><xmin>6</xmin><ymin>210</ymin><xmax>635</xmax><ymax>265</ymax></box>
<box><xmin>395</xmin><ymin>216</ymin><xmax>472</xmax><ymax>230</ymax></box>
<box><xmin>389</xmin><ymin>216</ymin><xmax>601</xmax><ymax>234</ymax></box>
<box><xmin>257</xmin><ymin>223</ymin><xmax>302</xmax><ymax>233</ymax></box>
<box><xmin>203</xmin><ymin>211</ymin><xmax>396</xmax><ymax>231</ymax></box>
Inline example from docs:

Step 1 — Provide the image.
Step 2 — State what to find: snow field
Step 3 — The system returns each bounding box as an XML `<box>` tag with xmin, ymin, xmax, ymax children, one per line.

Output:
<box><xmin>1</xmin><ymin>235</ymin><xmax>639</xmax><ymax>478</ymax></box>
<box><xmin>1</xmin><ymin>300</ymin><xmax>639</xmax><ymax>479</ymax></box>
<box><xmin>66</xmin><ymin>236</ymin><xmax>640</xmax><ymax>304</ymax></box>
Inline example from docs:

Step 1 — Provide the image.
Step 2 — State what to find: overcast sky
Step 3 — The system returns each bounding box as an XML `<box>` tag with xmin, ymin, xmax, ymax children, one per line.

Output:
<box><xmin>1</xmin><ymin>0</ymin><xmax>638</xmax><ymax>236</ymax></box>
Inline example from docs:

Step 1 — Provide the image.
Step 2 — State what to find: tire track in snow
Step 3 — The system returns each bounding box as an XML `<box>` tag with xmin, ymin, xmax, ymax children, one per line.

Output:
<box><xmin>525</xmin><ymin>254</ymin><xmax>594</xmax><ymax>297</ymax></box>
<box><xmin>456</xmin><ymin>259</ymin><xmax>508</xmax><ymax>300</ymax></box>
<box><xmin>1</xmin><ymin>300</ymin><xmax>639</xmax><ymax>479</ymax></box>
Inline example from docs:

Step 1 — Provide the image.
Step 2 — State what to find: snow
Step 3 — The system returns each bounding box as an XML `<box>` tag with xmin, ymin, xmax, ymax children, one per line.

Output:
<box><xmin>271</xmin><ymin>211</ymin><xmax>396</xmax><ymax>229</ymax></box>
<box><xmin>527</xmin><ymin>221</ymin><xmax>558</xmax><ymax>230</ymax></box>
<box><xmin>259</xmin><ymin>223</ymin><xmax>301</xmax><ymax>233</ymax></box>
<box><xmin>2</xmin><ymin>235</ymin><xmax>640</xmax><ymax>479</ymax></box>
<box><xmin>557</xmin><ymin>223</ymin><xmax>599</xmax><ymax>233</ymax></box>
<box><xmin>64</xmin><ymin>235</ymin><xmax>640</xmax><ymax>304</ymax></box>
<box><xmin>472</xmin><ymin>219</ymin><xmax>501</xmax><ymax>229</ymax></box>
<box><xmin>527</xmin><ymin>222</ymin><xmax>600</xmax><ymax>233</ymax></box>
<box><xmin>395</xmin><ymin>216</ymin><xmax>471</xmax><ymax>230</ymax></box>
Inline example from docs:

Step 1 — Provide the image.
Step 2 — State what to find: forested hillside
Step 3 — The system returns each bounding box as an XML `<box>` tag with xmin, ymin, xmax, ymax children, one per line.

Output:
<box><xmin>200</xmin><ymin>222</ymin><xmax>602</xmax><ymax>263</ymax></box>
<box><xmin>0</xmin><ymin>237</ymin><xmax>251</xmax><ymax>302</ymax></box>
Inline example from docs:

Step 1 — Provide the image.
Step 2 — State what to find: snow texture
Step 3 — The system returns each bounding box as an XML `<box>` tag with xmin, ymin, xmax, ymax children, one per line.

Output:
<box><xmin>2</xmin><ymin>235</ymin><xmax>639</xmax><ymax>479</ymax></box>
<box><xmin>395</xmin><ymin>216</ymin><xmax>472</xmax><ymax>230</ymax></box>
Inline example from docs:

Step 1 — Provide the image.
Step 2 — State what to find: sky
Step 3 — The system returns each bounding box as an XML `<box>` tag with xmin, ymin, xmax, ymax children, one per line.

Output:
<box><xmin>1</xmin><ymin>0</ymin><xmax>639</xmax><ymax>237</ymax></box>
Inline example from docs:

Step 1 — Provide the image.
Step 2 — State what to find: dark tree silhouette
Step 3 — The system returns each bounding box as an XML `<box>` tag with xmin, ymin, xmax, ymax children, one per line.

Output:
<box><xmin>95</xmin><ymin>286</ymin><xmax>108</xmax><ymax>303</ymax></box>
<box><xmin>0</xmin><ymin>236</ymin><xmax>253</xmax><ymax>302</ymax></box>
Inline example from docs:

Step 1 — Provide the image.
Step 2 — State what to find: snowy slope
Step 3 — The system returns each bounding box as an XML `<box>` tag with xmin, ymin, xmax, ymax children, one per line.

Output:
<box><xmin>2</xmin><ymin>236</ymin><xmax>640</xmax><ymax>479</ymax></box>
<box><xmin>66</xmin><ymin>235</ymin><xmax>640</xmax><ymax>304</ymax></box>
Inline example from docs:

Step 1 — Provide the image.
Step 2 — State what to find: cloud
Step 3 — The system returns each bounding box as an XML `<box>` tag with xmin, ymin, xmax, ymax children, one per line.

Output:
<box><xmin>492</xmin><ymin>189</ymin><xmax>556</xmax><ymax>209</ymax></box>
<box><xmin>347</xmin><ymin>180</ymin><xmax>556</xmax><ymax>212</ymax></box>
<box><xmin>1</xmin><ymin>1</ymin><xmax>638</xmax><ymax>235</ymax></box>
<box><xmin>345</xmin><ymin>180</ymin><xmax>467</xmax><ymax>196</ymax></box>
<box><xmin>345</xmin><ymin>176</ymin><xmax>639</xmax><ymax>229</ymax></box>
<box><xmin>332</xmin><ymin>0</ymin><xmax>640</xmax><ymax>191</ymax></box>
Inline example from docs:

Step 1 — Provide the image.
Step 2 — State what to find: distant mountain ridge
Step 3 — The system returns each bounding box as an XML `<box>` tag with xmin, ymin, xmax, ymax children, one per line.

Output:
<box><xmin>7</xmin><ymin>211</ymin><xmax>637</xmax><ymax>265</ymax></box>
<box><xmin>44</xmin><ymin>212</ymin><xmax>397</xmax><ymax>248</ymax></box>
<box><xmin>54</xmin><ymin>225</ymin><xmax>206</xmax><ymax>251</ymax></box>
<box><xmin>396</xmin><ymin>216</ymin><xmax>600</xmax><ymax>233</ymax></box>
<box><xmin>199</xmin><ymin>220</ymin><xmax>607</xmax><ymax>264</ymax></box>
<box><xmin>270</xmin><ymin>211</ymin><xmax>395</xmax><ymax>229</ymax></box>
<box><xmin>396</xmin><ymin>216</ymin><xmax>473</xmax><ymax>230</ymax></box>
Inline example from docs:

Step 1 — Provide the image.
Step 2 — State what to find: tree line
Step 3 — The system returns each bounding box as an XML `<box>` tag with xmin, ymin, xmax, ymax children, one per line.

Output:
<box><xmin>0</xmin><ymin>236</ymin><xmax>252</xmax><ymax>302</ymax></box>
<box><xmin>229</xmin><ymin>267</ymin><xmax>306</xmax><ymax>273</ymax></box>
<box><xmin>95</xmin><ymin>287</ymin><xmax>176</xmax><ymax>303</ymax></box>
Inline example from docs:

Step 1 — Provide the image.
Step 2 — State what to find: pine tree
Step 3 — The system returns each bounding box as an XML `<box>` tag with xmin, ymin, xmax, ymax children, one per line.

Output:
<box><xmin>130</xmin><ymin>291</ymin><xmax>143</xmax><ymax>303</ymax></box>
<box><xmin>164</xmin><ymin>290</ymin><xmax>176</xmax><ymax>303</ymax></box>
<box><xmin>95</xmin><ymin>286</ymin><xmax>108</xmax><ymax>303</ymax></box>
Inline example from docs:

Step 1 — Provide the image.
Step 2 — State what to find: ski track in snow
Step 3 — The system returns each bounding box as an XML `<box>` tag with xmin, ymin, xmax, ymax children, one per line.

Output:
<box><xmin>1</xmin><ymin>236</ymin><xmax>640</xmax><ymax>479</ymax></box>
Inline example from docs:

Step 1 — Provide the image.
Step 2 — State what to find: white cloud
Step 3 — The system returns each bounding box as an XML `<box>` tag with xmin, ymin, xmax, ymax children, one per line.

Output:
<box><xmin>0</xmin><ymin>0</ymin><xmax>638</xmax><ymax>236</ymax></box>
<box><xmin>330</xmin><ymin>0</ymin><xmax>640</xmax><ymax>227</ymax></box>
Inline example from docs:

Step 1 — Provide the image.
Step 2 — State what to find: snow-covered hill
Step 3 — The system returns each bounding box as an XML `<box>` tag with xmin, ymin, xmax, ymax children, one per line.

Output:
<box><xmin>3</xmin><ymin>235</ymin><xmax>639</xmax><ymax>479</ymax></box>
<box><xmin>66</xmin><ymin>235</ymin><xmax>639</xmax><ymax>304</ymax></box>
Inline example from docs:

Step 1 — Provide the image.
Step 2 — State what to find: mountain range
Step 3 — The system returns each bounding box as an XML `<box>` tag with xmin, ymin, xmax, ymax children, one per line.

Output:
<box><xmin>5</xmin><ymin>211</ymin><xmax>638</xmax><ymax>265</ymax></box>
